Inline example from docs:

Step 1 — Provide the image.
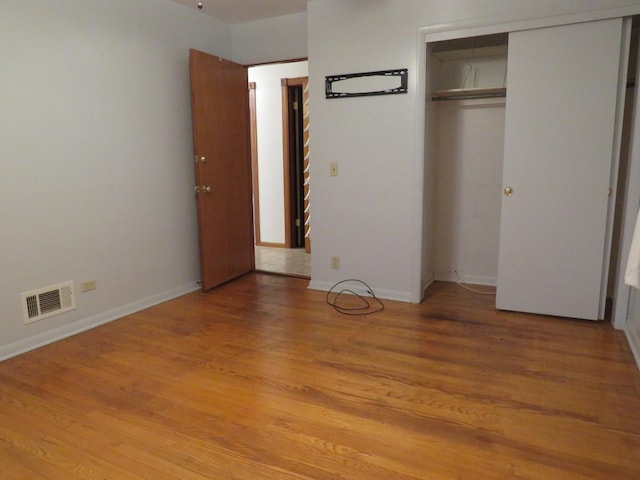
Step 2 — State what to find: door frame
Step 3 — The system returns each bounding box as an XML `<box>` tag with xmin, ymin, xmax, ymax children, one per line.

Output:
<box><xmin>247</xmin><ymin>62</ymin><xmax>309</xmax><ymax>250</ymax></box>
<box><xmin>414</xmin><ymin>5</ymin><xmax>640</xmax><ymax>321</ymax></box>
<box><xmin>248</xmin><ymin>81</ymin><xmax>266</xmax><ymax>246</ymax></box>
<box><xmin>250</xmin><ymin>80</ymin><xmax>284</xmax><ymax>248</ymax></box>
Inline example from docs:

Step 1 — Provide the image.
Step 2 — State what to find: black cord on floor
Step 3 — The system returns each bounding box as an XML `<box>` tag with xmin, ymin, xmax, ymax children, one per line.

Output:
<box><xmin>325</xmin><ymin>279</ymin><xmax>385</xmax><ymax>315</ymax></box>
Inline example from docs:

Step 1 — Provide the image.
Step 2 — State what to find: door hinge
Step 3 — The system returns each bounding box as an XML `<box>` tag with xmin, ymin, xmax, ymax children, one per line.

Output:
<box><xmin>295</xmin><ymin>218</ymin><xmax>301</xmax><ymax>227</ymax></box>
<box><xmin>293</xmin><ymin>101</ymin><xmax>299</xmax><ymax>111</ymax></box>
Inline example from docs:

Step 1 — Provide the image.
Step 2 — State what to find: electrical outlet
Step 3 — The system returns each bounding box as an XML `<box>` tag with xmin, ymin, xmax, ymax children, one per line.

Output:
<box><xmin>330</xmin><ymin>162</ymin><xmax>339</xmax><ymax>177</ymax></box>
<box><xmin>331</xmin><ymin>256</ymin><xmax>340</xmax><ymax>269</ymax></box>
<box><xmin>81</xmin><ymin>280</ymin><xmax>97</xmax><ymax>292</ymax></box>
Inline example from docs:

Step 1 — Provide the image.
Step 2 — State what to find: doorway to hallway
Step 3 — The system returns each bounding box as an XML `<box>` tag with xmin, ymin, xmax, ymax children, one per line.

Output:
<box><xmin>248</xmin><ymin>61</ymin><xmax>310</xmax><ymax>278</ymax></box>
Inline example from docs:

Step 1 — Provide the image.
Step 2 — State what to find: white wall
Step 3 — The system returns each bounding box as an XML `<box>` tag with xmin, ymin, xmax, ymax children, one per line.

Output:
<box><xmin>307</xmin><ymin>0</ymin><xmax>640</xmax><ymax>302</ymax></box>
<box><xmin>232</xmin><ymin>12</ymin><xmax>308</xmax><ymax>65</ymax></box>
<box><xmin>248</xmin><ymin>61</ymin><xmax>309</xmax><ymax>244</ymax></box>
<box><xmin>0</xmin><ymin>0</ymin><xmax>231</xmax><ymax>359</ymax></box>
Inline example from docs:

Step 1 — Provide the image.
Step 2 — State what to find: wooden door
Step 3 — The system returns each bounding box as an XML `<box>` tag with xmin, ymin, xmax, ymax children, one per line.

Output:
<box><xmin>496</xmin><ymin>19</ymin><xmax>625</xmax><ymax>320</ymax></box>
<box><xmin>284</xmin><ymin>84</ymin><xmax>305</xmax><ymax>248</ymax></box>
<box><xmin>189</xmin><ymin>49</ymin><xmax>254</xmax><ymax>291</ymax></box>
<box><xmin>282</xmin><ymin>77</ymin><xmax>310</xmax><ymax>250</ymax></box>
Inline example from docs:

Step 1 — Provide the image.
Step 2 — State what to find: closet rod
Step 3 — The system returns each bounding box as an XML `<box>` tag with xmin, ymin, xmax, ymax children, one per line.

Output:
<box><xmin>431</xmin><ymin>87</ymin><xmax>507</xmax><ymax>102</ymax></box>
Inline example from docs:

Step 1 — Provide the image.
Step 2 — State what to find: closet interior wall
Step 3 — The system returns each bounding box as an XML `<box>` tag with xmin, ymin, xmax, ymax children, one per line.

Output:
<box><xmin>429</xmin><ymin>35</ymin><xmax>508</xmax><ymax>287</ymax></box>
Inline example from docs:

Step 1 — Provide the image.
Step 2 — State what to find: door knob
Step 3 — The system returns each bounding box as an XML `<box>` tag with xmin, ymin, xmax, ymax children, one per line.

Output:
<box><xmin>202</xmin><ymin>185</ymin><xmax>212</xmax><ymax>193</ymax></box>
<box><xmin>504</xmin><ymin>186</ymin><xmax>513</xmax><ymax>196</ymax></box>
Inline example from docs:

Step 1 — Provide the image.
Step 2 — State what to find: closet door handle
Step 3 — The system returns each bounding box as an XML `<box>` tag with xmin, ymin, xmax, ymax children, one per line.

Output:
<box><xmin>504</xmin><ymin>186</ymin><xmax>513</xmax><ymax>196</ymax></box>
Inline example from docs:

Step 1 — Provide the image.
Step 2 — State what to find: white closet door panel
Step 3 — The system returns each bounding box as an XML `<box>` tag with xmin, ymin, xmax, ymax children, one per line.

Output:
<box><xmin>496</xmin><ymin>19</ymin><xmax>623</xmax><ymax>320</ymax></box>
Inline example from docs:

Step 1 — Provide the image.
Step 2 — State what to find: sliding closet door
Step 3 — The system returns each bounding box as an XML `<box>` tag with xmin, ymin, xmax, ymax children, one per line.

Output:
<box><xmin>496</xmin><ymin>19</ymin><xmax>624</xmax><ymax>320</ymax></box>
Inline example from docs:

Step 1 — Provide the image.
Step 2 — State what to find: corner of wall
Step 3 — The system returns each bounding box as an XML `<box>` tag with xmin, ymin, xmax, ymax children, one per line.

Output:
<box><xmin>625</xmin><ymin>323</ymin><xmax>640</xmax><ymax>371</ymax></box>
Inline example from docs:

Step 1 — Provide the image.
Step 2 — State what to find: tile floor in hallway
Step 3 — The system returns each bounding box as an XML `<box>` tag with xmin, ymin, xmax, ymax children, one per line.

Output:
<box><xmin>254</xmin><ymin>246</ymin><xmax>311</xmax><ymax>278</ymax></box>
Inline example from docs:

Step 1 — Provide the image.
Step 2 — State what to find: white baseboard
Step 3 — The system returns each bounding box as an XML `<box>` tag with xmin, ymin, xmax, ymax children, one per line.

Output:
<box><xmin>625</xmin><ymin>324</ymin><xmax>640</xmax><ymax>372</ymax></box>
<box><xmin>421</xmin><ymin>275</ymin><xmax>436</xmax><ymax>301</ymax></box>
<box><xmin>434</xmin><ymin>272</ymin><xmax>497</xmax><ymax>287</ymax></box>
<box><xmin>0</xmin><ymin>281</ymin><xmax>200</xmax><ymax>362</ymax></box>
<box><xmin>308</xmin><ymin>280</ymin><xmax>412</xmax><ymax>303</ymax></box>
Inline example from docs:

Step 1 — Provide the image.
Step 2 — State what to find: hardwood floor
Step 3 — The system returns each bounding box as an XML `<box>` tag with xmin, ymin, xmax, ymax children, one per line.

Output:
<box><xmin>1</xmin><ymin>274</ymin><xmax>639</xmax><ymax>479</ymax></box>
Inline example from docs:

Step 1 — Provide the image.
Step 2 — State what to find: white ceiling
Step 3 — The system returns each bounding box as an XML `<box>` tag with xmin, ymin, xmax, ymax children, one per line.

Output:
<box><xmin>169</xmin><ymin>0</ymin><xmax>307</xmax><ymax>25</ymax></box>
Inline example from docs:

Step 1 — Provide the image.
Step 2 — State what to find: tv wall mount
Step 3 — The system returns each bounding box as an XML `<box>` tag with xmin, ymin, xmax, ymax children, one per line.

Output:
<box><xmin>325</xmin><ymin>68</ymin><xmax>408</xmax><ymax>99</ymax></box>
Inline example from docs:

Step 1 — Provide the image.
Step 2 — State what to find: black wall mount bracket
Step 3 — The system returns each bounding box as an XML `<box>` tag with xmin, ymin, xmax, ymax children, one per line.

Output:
<box><xmin>325</xmin><ymin>68</ymin><xmax>408</xmax><ymax>99</ymax></box>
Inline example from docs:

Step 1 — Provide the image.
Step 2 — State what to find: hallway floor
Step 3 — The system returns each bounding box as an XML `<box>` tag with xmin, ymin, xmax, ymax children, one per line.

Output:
<box><xmin>254</xmin><ymin>246</ymin><xmax>310</xmax><ymax>278</ymax></box>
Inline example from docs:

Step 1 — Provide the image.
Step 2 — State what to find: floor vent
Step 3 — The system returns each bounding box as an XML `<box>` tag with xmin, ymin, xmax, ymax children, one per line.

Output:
<box><xmin>21</xmin><ymin>281</ymin><xmax>76</xmax><ymax>324</ymax></box>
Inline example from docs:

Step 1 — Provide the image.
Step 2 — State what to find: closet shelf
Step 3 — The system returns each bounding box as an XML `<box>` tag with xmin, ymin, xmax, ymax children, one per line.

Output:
<box><xmin>431</xmin><ymin>86</ymin><xmax>507</xmax><ymax>101</ymax></box>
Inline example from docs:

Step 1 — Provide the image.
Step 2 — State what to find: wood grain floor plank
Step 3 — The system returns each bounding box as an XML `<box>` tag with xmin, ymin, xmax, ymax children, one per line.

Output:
<box><xmin>0</xmin><ymin>447</ymin><xmax>49</xmax><ymax>480</ymax></box>
<box><xmin>0</xmin><ymin>383</ymin><xmax>212</xmax><ymax>480</ymax></box>
<box><xmin>1</xmin><ymin>274</ymin><xmax>639</xmax><ymax>479</ymax></box>
<box><xmin>0</xmin><ymin>413</ymin><xmax>144</xmax><ymax>480</ymax></box>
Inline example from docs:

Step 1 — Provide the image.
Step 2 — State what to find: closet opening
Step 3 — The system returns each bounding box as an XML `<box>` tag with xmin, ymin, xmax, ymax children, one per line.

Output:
<box><xmin>427</xmin><ymin>33</ymin><xmax>508</xmax><ymax>289</ymax></box>
<box><xmin>422</xmin><ymin>18</ymin><xmax>638</xmax><ymax>322</ymax></box>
